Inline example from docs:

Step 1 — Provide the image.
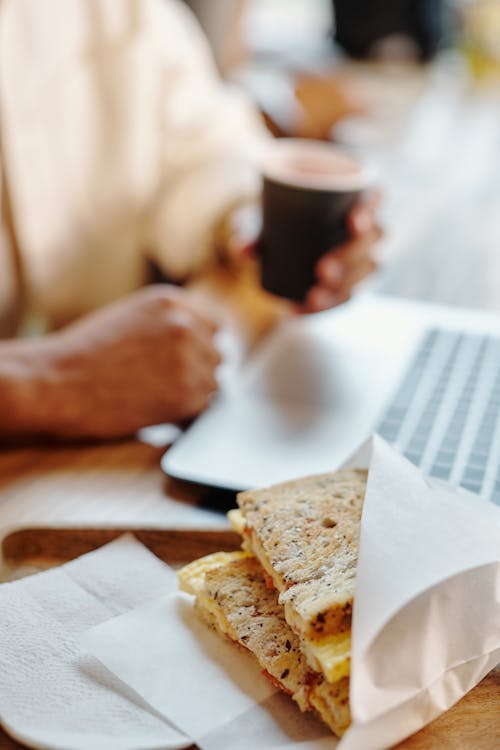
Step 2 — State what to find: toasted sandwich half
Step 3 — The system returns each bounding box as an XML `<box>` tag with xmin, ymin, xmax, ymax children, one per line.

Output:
<box><xmin>178</xmin><ymin>551</ymin><xmax>350</xmax><ymax>737</ymax></box>
<box><xmin>230</xmin><ymin>468</ymin><xmax>367</xmax><ymax>684</ymax></box>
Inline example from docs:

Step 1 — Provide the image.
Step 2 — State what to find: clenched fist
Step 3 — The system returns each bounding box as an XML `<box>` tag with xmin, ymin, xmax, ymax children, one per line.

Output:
<box><xmin>0</xmin><ymin>286</ymin><xmax>221</xmax><ymax>439</ymax></box>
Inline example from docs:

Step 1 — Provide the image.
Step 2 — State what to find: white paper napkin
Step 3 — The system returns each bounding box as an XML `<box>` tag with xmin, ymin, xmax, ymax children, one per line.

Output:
<box><xmin>0</xmin><ymin>535</ymin><xmax>189</xmax><ymax>750</ymax></box>
<box><xmin>83</xmin><ymin>438</ymin><xmax>500</xmax><ymax>750</ymax></box>
<box><xmin>83</xmin><ymin>591</ymin><xmax>331</xmax><ymax>749</ymax></box>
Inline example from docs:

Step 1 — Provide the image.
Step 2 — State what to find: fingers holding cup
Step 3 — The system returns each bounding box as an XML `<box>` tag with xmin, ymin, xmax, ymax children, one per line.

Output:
<box><xmin>258</xmin><ymin>139</ymin><xmax>378</xmax><ymax>306</ymax></box>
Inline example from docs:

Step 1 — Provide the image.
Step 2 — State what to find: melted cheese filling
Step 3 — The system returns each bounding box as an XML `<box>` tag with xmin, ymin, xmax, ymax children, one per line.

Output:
<box><xmin>302</xmin><ymin>631</ymin><xmax>350</xmax><ymax>683</ymax></box>
<box><xmin>227</xmin><ymin>508</ymin><xmax>245</xmax><ymax>535</ymax></box>
<box><xmin>178</xmin><ymin>551</ymin><xmax>250</xmax><ymax>596</ymax></box>
<box><xmin>309</xmin><ymin>687</ymin><xmax>350</xmax><ymax>737</ymax></box>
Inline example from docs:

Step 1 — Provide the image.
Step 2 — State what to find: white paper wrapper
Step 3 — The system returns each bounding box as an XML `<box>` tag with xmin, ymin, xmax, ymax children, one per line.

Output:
<box><xmin>339</xmin><ymin>437</ymin><xmax>500</xmax><ymax>749</ymax></box>
<box><xmin>83</xmin><ymin>437</ymin><xmax>500</xmax><ymax>750</ymax></box>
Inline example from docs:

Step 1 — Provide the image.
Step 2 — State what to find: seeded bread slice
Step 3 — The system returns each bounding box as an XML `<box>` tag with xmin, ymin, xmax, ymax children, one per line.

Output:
<box><xmin>237</xmin><ymin>468</ymin><xmax>366</xmax><ymax>641</ymax></box>
<box><xmin>203</xmin><ymin>556</ymin><xmax>312</xmax><ymax>711</ymax></box>
<box><xmin>179</xmin><ymin>554</ymin><xmax>351</xmax><ymax>736</ymax></box>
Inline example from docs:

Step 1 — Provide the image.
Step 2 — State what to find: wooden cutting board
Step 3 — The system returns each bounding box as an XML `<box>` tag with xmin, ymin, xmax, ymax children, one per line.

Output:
<box><xmin>0</xmin><ymin>527</ymin><xmax>498</xmax><ymax>750</ymax></box>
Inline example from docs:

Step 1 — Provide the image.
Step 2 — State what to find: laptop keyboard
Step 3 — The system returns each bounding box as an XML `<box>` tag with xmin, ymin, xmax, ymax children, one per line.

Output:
<box><xmin>377</xmin><ymin>329</ymin><xmax>500</xmax><ymax>505</ymax></box>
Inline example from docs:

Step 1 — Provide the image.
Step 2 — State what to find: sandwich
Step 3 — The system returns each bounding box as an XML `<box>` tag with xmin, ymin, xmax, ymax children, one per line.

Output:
<box><xmin>231</xmin><ymin>468</ymin><xmax>366</xmax><ymax>685</ymax></box>
<box><xmin>178</xmin><ymin>551</ymin><xmax>351</xmax><ymax>735</ymax></box>
<box><xmin>178</xmin><ymin>467</ymin><xmax>367</xmax><ymax>737</ymax></box>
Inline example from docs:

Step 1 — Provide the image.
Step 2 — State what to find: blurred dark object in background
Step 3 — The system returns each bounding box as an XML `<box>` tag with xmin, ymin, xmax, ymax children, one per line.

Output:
<box><xmin>333</xmin><ymin>0</ymin><xmax>444</xmax><ymax>61</ymax></box>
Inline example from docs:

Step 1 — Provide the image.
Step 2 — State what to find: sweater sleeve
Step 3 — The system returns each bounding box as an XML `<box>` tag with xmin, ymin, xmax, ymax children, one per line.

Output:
<box><xmin>146</xmin><ymin>0</ymin><xmax>270</xmax><ymax>280</ymax></box>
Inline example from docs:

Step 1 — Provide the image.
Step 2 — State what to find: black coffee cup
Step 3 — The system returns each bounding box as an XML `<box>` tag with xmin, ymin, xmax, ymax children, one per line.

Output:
<box><xmin>259</xmin><ymin>139</ymin><xmax>374</xmax><ymax>303</ymax></box>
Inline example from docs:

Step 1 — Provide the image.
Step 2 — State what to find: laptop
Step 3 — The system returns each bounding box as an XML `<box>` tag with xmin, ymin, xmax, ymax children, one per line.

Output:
<box><xmin>162</xmin><ymin>293</ymin><xmax>500</xmax><ymax>505</ymax></box>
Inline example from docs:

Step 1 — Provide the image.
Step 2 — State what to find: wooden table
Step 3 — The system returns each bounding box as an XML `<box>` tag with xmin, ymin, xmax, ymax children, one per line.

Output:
<box><xmin>0</xmin><ymin>669</ymin><xmax>496</xmax><ymax>750</ymax></box>
<box><xmin>0</xmin><ymin>437</ymin><xmax>498</xmax><ymax>750</ymax></box>
<box><xmin>1</xmin><ymin>58</ymin><xmax>500</xmax><ymax>750</ymax></box>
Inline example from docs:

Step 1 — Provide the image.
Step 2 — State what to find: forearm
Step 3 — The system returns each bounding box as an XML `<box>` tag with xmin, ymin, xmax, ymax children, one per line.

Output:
<box><xmin>1</xmin><ymin>285</ymin><xmax>229</xmax><ymax>442</ymax></box>
<box><xmin>0</xmin><ymin>338</ymin><xmax>57</xmax><ymax>436</ymax></box>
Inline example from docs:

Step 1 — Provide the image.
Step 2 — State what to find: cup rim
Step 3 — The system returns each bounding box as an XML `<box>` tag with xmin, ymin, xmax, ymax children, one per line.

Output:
<box><xmin>261</xmin><ymin>138</ymin><xmax>375</xmax><ymax>192</ymax></box>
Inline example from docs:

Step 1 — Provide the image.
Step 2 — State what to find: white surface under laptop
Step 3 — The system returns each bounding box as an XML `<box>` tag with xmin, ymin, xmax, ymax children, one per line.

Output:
<box><xmin>162</xmin><ymin>293</ymin><xmax>500</xmax><ymax>490</ymax></box>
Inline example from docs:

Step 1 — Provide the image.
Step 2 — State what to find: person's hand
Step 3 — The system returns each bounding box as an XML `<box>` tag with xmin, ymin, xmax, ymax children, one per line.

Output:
<box><xmin>302</xmin><ymin>191</ymin><xmax>383</xmax><ymax>313</ymax></box>
<box><xmin>215</xmin><ymin>192</ymin><xmax>382</xmax><ymax>314</ymax></box>
<box><xmin>21</xmin><ymin>286</ymin><xmax>221</xmax><ymax>439</ymax></box>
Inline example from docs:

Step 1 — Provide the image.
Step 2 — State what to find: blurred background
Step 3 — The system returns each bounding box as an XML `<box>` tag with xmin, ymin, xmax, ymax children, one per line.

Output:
<box><xmin>185</xmin><ymin>0</ymin><xmax>500</xmax><ymax>310</ymax></box>
<box><xmin>3</xmin><ymin>0</ymin><xmax>500</xmax><ymax>335</ymax></box>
